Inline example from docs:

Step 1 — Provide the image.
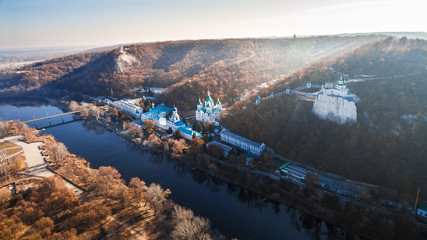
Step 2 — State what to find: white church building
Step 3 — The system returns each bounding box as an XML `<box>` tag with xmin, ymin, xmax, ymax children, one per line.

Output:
<box><xmin>141</xmin><ymin>104</ymin><xmax>202</xmax><ymax>140</ymax></box>
<box><xmin>196</xmin><ymin>91</ymin><xmax>223</xmax><ymax>123</ymax></box>
<box><xmin>312</xmin><ymin>76</ymin><xmax>358</xmax><ymax>124</ymax></box>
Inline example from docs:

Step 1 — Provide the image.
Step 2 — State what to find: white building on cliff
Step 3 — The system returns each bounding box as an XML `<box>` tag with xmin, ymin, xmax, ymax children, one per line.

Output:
<box><xmin>312</xmin><ymin>76</ymin><xmax>357</xmax><ymax>124</ymax></box>
<box><xmin>196</xmin><ymin>91</ymin><xmax>223</xmax><ymax>123</ymax></box>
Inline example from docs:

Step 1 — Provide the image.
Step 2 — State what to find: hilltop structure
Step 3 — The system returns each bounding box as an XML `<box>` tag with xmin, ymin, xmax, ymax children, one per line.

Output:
<box><xmin>196</xmin><ymin>91</ymin><xmax>223</xmax><ymax>124</ymax></box>
<box><xmin>312</xmin><ymin>76</ymin><xmax>357</xmax><ymax>124</ymax></box>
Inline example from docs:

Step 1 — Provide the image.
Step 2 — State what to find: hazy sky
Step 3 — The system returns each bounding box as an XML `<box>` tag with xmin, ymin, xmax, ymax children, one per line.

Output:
<box><xmin>0</xmin><ymin>0</ymin><xmax>425</xmax><ymax>48</ymax></box>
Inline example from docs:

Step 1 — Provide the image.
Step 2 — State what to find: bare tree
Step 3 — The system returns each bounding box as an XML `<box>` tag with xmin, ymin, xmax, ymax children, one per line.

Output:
<box><xmin>48</xmin><ymin>142</ymin><xmax>68</xmax><ymax>166</ymax></box>
<box><xmin>68</xmin><ymin>101</ymin><xmax>80</xmax><ymax>111</ymax></box>
<box><xmin>143</xmin><ymin>134</ymin><xmax>163</xmax><ymax>149</ymax></box>
<box><xmin>87</xmin><ymin>104</ymin><xmax>101</xmax><ymax>120</ymax></box>
<box><xmin>145</xmin><ymin>119</ymin><xmax>155</xmax><ymax>134</ymax></box>
<box><xmin>171</xmin><ymin>139</ymin><xmax>186</xmax><ymax>156</ymax></box>
<box><xmin>170</xmin><ymin>205</ymin><xmax>213</xmax><ymax>240</ymax></box>
<box><xmin>145</xmin><ymin>183</ymin><xmax>170</xmax><ymax>215</ymax></box>
<box><xmin>93</xmin><ymin>166</ymin><xmax>123</xmax><ymax>202</ymax></box>
<box><xmin>128</xmin><ymin>177</ymin><xmax>148</xmax><ymax>204</ymax></box>
<box><xmin>0</xmin><ymin>187</ymin><xmax>11</xmax><ymax>207</ymax></box>
<box><xmin>0</xmin><ymin>121</ymin><xmax>11</xmax><ymax>138</ymax></box>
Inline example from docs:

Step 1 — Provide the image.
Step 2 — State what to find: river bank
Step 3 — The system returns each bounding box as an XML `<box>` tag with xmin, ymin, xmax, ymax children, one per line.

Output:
<box><xmin>66</xmin><ymin>101</ymin><xmax>427</xmax><ymax>239</ymax></box>
<box><xmin>76</xmin><ymin>104</ymin><xmax>427</xmax><ymax>240</ymax></box>
<box><xmin>1</xmin><ymin>120</ymin><xmax>230</xmax><ymax>239</ymax></box>
<box><xmin>0</xmin><ymin>97</ymin><xmax>353</xmax><ymax>239</ymax></box>
<box><xmin>2</xmin><ymin>98</ymin><xmax>424</xmax><ymax>239</ymax></box>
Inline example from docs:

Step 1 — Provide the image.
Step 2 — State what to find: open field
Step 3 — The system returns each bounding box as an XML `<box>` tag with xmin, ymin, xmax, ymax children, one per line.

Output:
<box><xmin>0</xmin><ymin>140</ymin><xmax>23</xmax><ymax>156</ymax></box>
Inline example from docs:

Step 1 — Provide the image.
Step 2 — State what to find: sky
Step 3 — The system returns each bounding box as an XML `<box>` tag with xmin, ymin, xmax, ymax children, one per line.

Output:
<box><xmin>0</xmin><ymin>0</ymin><xmax>426</xmax><ymax>49</ymax></box>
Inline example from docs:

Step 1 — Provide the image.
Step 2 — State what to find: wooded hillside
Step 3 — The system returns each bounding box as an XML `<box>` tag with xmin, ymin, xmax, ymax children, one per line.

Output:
<box><xmin>222</xmin><ymin>37</ymin><xmax>427</xmax><ymax>196</ymax></box>
<box><xmin>0</xmin><ymin>36</ymin><xmax>385</xmax><ymax>110</ymax></box>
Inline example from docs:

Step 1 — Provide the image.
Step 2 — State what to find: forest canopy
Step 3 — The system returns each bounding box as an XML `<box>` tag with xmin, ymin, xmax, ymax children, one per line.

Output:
<box><xmin>0</xmin><ymin>35</ymin><xmax>385</xmax><ymax>111</ymax></box>
<box><xmin>222</xmin><ymin>37</ymin><xmax>427</xmax><ymax>197</ymax></box>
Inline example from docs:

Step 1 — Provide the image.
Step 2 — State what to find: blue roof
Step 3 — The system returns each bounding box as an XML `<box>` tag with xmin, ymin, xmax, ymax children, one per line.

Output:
<box><xmin>206</xmin><ymin>94</ymin><xmax>213</xmax><ymax>102</ymax></box>
<box><xmin>178</xmin><ymin>126</ymin><xmax>202</xmax><ymax>138</ymax></box>
<box><xmin>142</xmin><ymin>104</ymin><xmax>173</xmax><ymax>117</ymax></box>
<box><xmin>152</xmin><ymin>116</ymin><xmax>165</xmax><ymax>121</ymax></box>
<box><xmin>174</xmin><ymin>120</ymin><xmax>186</xmax><ymax>126</ymax></box>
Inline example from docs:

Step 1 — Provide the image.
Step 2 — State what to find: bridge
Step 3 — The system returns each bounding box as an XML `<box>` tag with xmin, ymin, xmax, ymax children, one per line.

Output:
<box><xmin>23</xmin><ymin>111</ymin><xmax>82</xmax><ymax>129</ymax></box>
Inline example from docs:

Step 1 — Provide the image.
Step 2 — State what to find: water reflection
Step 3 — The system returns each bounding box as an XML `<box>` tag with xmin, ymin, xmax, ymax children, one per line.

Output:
<box><xmin>77</xmin><ymin>122</ymin><xmax>355</xmax><ymax>240</ymax></box>
<box><xmin>0</xmin><ymin>97</ymin><xmax>49</xmax><ymax>107</ymax></box>
<box><xmin>0</xmin><ymin>101</ymin><xmax>356</xmax><ymax>240</ymax></box>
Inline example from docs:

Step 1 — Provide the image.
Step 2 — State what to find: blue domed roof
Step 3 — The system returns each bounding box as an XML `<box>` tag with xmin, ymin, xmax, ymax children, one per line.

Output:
<box><xmin>206</xmin><ymin>95</ymin><xmax>213</xmax><ymax>102</ymax></box>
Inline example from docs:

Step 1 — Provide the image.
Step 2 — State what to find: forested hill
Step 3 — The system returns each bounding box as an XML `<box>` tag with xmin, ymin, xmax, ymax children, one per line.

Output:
<box><xmin>0</xmin><ymin>35</ymin><xmax>385</xmax><ymax>110</ymax></box>
<box><xmin>222</xmin><ymin>37</ymin><xmax>427</xmax><ymax>196</ymax></box>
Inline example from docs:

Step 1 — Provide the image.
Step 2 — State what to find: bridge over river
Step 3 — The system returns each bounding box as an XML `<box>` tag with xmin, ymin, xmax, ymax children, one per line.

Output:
<box><xmin>23</xmin><ymin>110</ymin><xmax>82</xmax><ymax>129</ymax></box>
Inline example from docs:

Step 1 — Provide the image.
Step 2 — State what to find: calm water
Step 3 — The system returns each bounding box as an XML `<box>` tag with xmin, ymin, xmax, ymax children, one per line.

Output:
<box><xmin>0</xmin><ymin>98</ymin><xmax>349</xmax><ymax>240</ymax></box>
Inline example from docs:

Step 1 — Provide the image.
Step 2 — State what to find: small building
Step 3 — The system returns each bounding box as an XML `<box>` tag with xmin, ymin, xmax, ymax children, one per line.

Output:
<box><xmin>150</xmin><ymin>87</ymin><xmax>166</xmax><ymax>95</ymax></box>
<box><xmin>105</xmin><ymin>98</ymin><xmax>143</xmax><ymax>118</ymax></box>
<box><xmin>206</xmin><ymin>141</ymin><xmax>232</xmax><ymax>158</ymax></box>
<box><xmin>220</xmin><ymin>130</ymin><xmax>265</xmax><ymax>156</ymax></box>
<box><xmin>140</xmin><ymin>103</ymin><xmax>173</xmax><ymax>122</ymax></box>
<box><xmin>178</xmin><ymin>126</ymin><xmax>202</xmax><ymax>141</ymax></box>
<box><xmin>417</xmin><ymin>202</ymin><xmax>427</xmax><ymax>218</ymax></box>
<box><xmin>130</xmin><ymin>121</ymin><xmax>142</xmax><ymax>128</ymax></box>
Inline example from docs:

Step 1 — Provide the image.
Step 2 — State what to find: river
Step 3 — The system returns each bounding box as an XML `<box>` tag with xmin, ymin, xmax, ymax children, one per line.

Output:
<box><xmin>0</xmin><ymin>98</ymin><xmax>351</xmax><ymax>240</ymax></box>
